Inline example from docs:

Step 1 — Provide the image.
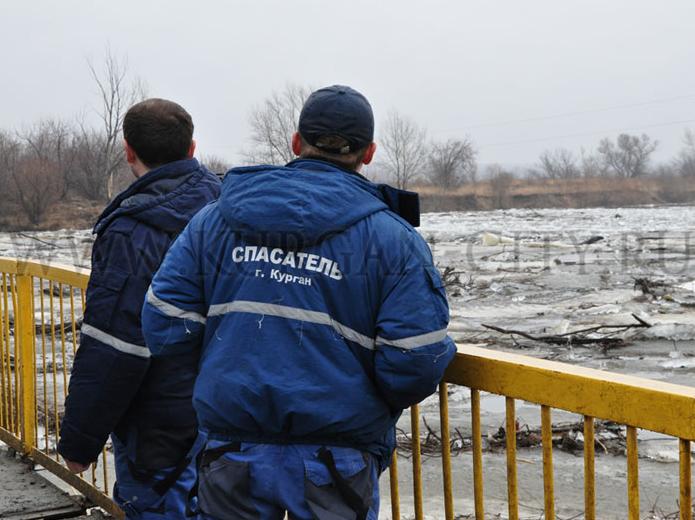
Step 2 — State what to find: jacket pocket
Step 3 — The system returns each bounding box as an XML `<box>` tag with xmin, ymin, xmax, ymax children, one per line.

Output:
<box><xmin>113</xmin><ymin>479</ymin><xmax>165</xmax><ymax>517</ymax></box>
<box><xmin>198</xmin><ymin>455</ymin><xmax>258</xmax><ymax>520</ymax></box>
<box><xmin>304</xmin><ymin>447</ymin><xmax>375</xmax><ymax>520</ymax></box>
<box><xmin>84</xmin><ymin>268</ymin><xmax>129</xmax><ymax>330</ymax></box>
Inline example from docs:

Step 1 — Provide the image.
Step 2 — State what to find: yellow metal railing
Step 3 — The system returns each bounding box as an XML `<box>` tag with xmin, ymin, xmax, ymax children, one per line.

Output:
<box><xmin>0</xmin><ymin>257</ymin><xmax>121</xmax><ymax>518</ymax></box>
<box><xmin>2</xmin><ymin>258</ymin><xmax>695</xmax><ymax>519</ymax></box>
<box><xmin>386</xmin><ymin>346</ymin><xmax>695</xmax><ymax>520</ymax></box>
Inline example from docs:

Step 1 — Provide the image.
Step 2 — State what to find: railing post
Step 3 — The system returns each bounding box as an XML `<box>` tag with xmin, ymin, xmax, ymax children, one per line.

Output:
<box><xmin>410</xmin><ymin>404</ymin><xmax>424</xmax><ymax>520</ymax></box>
<box><xmin>16</xmin><ymin>272</ymin><xmax>36</xmax><ymax>454</ymax></box>
<box><xmin>439</xmin><ymin>382</ymin><xmax>454</xmax><ymax>520</ymax></box>
<box><xmin>389</xmin><ymin>450</ymin><xmax>400</xmax><ymax>520</ymax></box>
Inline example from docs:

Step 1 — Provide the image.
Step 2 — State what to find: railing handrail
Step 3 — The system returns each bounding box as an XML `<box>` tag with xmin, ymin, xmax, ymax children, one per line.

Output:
<box><xmin>448</xmin><ymin>344</ymin><xmax>695</xmax><ymax>440</ymax></box>
<box><xmin>0</xmin><ymin>257</ymin><xmax>90</xmax><ymax>289</ymax></box>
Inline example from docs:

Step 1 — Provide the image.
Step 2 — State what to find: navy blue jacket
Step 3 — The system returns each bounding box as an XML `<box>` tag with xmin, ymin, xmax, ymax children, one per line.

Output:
<box><xmin>141</xmin><ymin>159</ymin><xmax>456</xmax><ymax>470</ymax></box>
<box><xmin>59</xmin><ymin>158</ymin><xmax>220</xmax><ymax>468</ymax></box>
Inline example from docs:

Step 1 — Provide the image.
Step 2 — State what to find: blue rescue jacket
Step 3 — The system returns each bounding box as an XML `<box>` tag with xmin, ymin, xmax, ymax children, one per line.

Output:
<box><xmin>141</xmin><ymin>159</ymin><xmax>456</xmax><ymax>470</ymax></box>
<box><xmin>59</xmin><ymin>158</ymin><xmax>221</xmax><ymax>469</ymax></box>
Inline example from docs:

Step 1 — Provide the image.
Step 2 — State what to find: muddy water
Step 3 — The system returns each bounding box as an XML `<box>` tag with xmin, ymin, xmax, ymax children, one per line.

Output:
<box><xmin>2</xmin><ymin>205</ymin><xmax>695</xmax><ymax>518</ymax></box>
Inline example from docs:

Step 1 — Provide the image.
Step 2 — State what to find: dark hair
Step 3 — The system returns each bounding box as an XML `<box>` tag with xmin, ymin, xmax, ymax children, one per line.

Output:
<box><xmin>299</xmin><ymin>135</ymin><xmax>368</xmax><ymax>171</ymax></box>
<box><xmin>123</xmin><ymin>98</ymin><xmax>194</xmax><ymax>168</ymax></box>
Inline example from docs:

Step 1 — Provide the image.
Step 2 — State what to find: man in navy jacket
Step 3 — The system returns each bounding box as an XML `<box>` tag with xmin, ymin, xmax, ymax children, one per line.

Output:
<box><xmin>142</xmin><ymin>86</ymin><xmax>456</xmax><ymax>519</ymax></box>
<box><xmin>58</xmin><ymin>98</ymin><xmax>221</xmax><ymax>518</ymax></box>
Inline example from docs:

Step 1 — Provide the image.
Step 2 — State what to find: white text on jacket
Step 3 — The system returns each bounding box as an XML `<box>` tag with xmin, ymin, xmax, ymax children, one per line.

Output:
<box><xmin>231</xmin><ymin>246</ymin><xmax>343</xmax><ymax>280</ymax></box>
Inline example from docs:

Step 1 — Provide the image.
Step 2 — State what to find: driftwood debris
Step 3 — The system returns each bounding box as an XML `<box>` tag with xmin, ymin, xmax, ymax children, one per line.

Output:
<box><xmin>439</xmin><ymin>265</ymin><xmax>474</xmax><ymax>297</ymax></box>
<box><xmin>0</xmin><ymin>319</ymin><xmax>81</xmax><ymax>336</ymax></box>
<box><xmin>481</xmin><ymin>313</ymin><xmax>650</xmax><ymax>348</ymax></box>
<box><xmin>581</xmin><ymin>235</ymin><xmax>604</xmax><ymax>245</ymax></box>
<box><xmin>16</xmin><ymin>232</ymin><xmax>60</xmax><ymax>249</ymax></box>
<box><xmin>43</xmin><ymin>285</ymin><xmax>75</xmax><ymax>298</ymax></box>
<box><xmin>396</xmin><ymin>418</ymin><xmax>626</xmax><ymax>458</ymax></box>
<box><xmin>633</xmin><ymin>277</ymin><xmax>668</xmax><ymax>296</ymax></box>
<box><xmin>34</xmin><ymin>319</ymin><xmax>82</xmax><ymax>336</ymax></box>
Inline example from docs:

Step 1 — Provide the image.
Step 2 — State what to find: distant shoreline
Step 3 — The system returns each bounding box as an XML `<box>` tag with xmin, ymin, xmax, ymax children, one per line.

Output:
<box><xmin>418</xmin><ymin>175</ymin><xmax>695</xmax><ymax>212</ymax></box>
<box><xmin>1</xmin><ymin>176</ymin><xmax>694</xmax><ymax>232</ymax></box>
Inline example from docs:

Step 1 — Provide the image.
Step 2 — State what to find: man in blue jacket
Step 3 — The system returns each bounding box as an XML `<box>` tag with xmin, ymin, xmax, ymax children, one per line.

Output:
<box><xmin>58</xmin><ymin>98</ymin><xmax>221</xmax><ymax>518</ymax></box>
<box><xmin>142</xmin><ymin>85</ymin><xmax>456</xmax><ymax>519</ymax></box>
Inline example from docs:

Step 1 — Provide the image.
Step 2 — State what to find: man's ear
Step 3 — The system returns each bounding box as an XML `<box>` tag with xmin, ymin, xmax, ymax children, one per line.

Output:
<box><xmin>291</xmin><ymin>132</ymin><xmax>302</xmax><ymax>156</ymax></box>
<box><xmin>124</xmin><ymin>140</ymin><xmax>137</xmax><ymax>164</ymax></box>
<box><xmin>187</xmin><ymin>139</ymin><xmax>196</xmax><ymax>158</ymax></box>
<box><xmin>362</xmin><ymin>142</ymin><xmax>377</xmax><ymax>165</ymax></box>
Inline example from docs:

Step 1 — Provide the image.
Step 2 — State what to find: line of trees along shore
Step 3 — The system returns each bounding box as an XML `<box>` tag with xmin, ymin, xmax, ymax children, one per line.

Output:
<box><xmin>0</xmin><ymin>50</ymin><xmax>229</xmax><ymax>227</ymax></box>
<box><xmin>2</xmin><ymin>72</ymin><xmax>695</xmax><ymax>228</ymax></box>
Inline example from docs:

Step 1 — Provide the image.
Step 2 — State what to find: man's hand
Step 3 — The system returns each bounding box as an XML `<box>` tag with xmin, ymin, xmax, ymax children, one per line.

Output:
<box><xmin>65</xmin><ymin>459</ymin><xmax>91</xmax><ymax>474</ymax></box>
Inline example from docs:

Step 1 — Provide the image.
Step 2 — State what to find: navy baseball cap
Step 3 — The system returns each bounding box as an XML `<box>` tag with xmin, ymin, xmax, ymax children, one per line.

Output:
<box><xmin>298</xmin><ymin>85</ymin><xmax>374</xmax><ymax>154</ymax></box>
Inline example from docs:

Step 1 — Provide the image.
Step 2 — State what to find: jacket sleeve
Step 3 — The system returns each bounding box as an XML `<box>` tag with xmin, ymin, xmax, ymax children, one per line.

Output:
<box><xmin>141</xmin><ymin>223</ymin><xmax>206</xmax><ymax>358</ymax></box>
<box><xmin>373</xmin><ymin>230</ymin><xmax>457</xmax><ymax>410</ymax></box>
<box><xmin>58</xmin><ymin>227</ymin><xmax>167</xmax><ymax>465</ymax></box>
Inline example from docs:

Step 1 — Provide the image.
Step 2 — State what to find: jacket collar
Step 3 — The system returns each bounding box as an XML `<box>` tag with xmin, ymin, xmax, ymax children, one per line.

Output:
<box><xmin>285</xmin><ymin>158</ymin><xmax>361</xmax><ymax>175</ymax></box>
<box><xmin>285</xmin><ymin>159</ymin><xmax>420</xmax><ymax>227</ymax></box>
<box><xmin>93</xmin><ymin>158</ymin><xmax>200</xmax><ymax>234</ymax></box>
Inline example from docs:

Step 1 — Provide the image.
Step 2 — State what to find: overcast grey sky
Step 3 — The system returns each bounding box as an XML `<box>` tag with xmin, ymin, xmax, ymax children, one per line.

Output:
<box><xmin>1</xmin><ymin>0</ymin><xmax>694</xmax><ymax>168</ymax></box>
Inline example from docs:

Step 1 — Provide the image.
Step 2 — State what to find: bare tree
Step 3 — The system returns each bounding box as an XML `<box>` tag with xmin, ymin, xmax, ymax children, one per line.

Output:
<box><xmin>675</xmin><ymin>129</ymin><xmax>695</xmax><ymax>177</ymax></box>
<box><xmin>78</xmin><ymin>48</ymin><xmax>147</xmax><ymax>200</ymax></box>
<box><xmin>18</xmin><ymin>119</ymin><xmax>76</xmax><ymax>199</ymax></box>
<box><xmin>243</xmin><ymin>84</ymin><xmax>311</xmax><ymax>165</ymax></box>
<box><xmin>72</xmin><ymin>129</ymin><xmax>112</xmax><ymax>200</ymax></box>
<box><xmin>11</xmin><ymin>156</ymin><xmax>64</xmax><ymax>225</ymax></box>
<box><xmin>653</xmin><ymin>163</ymin><xmax>677</xmax><ymax>177</ymax></box>
<box><xmin>579</xmin><ymin>148</ymin><xmax>609</xmax><ymax>177</ymax></box>
<box><xmin>597</xmin><ymin>133</ymin><xmax>658</xmax><ymax>178</ymax></box>
<box><xmin>379</xmin><ymin>111</ymin><xmax>427</xmax><ymax>189</ymax></box>
<box><xmin>200</xmin><ymin>154</ymin><xmax>232</xmax><ymax>176</ymax></box>
<box><xmin>0</xmin><ymin>131</ymin><xmax>20</xmax><ymax>218</ymax></box>
<box><xmin>428</xmin><ymin>138</ymin><xmax>477</xmax><ymax>190</ymax></box>
<box><xmin>537</xmin><ymin>148</ymin><xmax>580</xmax><ymax>179</ymax></box>
<box><xmin>486</xmin><ymin>164</ymin><xmax>515</xmax><ymax>209</ymax></box>
<box><xmin>0</xmin><ymin>131</ymin><xmax>20</xmax><ymax>175</ymax></box>
<box><xmin>4</xmin><ymin>125</ymin><xmax>68</xmax><ymax>224</ymax></box>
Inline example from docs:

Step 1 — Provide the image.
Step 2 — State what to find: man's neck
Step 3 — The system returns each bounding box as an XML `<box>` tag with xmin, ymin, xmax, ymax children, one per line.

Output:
<box><xmin>296</xmin><ymin>155</ymin><xmax>362</xmax><ymax>174</ymax></box>
<box><xmin>131</xmin><ymin>163</ymin><xmax>150</xmax><ymax>179</ymax></box>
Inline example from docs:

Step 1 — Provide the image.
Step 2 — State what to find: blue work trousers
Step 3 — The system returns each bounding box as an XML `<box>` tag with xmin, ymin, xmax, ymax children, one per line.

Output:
<box><xmin>112</xmin><ymin>434</ymin><xmax>204</xmax><ymax>519</ymax></box>
<box><xmin>197</xmin><ymin>441</ymin><xmax>380</xmax><ymax>520</ymax></box>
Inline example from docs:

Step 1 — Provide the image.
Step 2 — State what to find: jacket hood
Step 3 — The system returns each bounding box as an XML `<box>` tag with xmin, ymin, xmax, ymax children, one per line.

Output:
<box><xmin>219</xmin><ymin>159</ymin><xmax>388</xmax><ymax>248</ymax></box>
<box><xmin>95</xmin><ymin>158</ymin><xmax>221</xmax><ymax>235</ymax></box>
